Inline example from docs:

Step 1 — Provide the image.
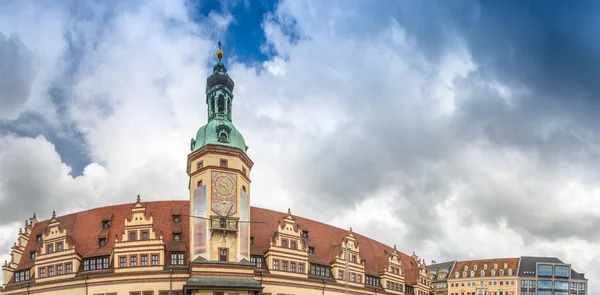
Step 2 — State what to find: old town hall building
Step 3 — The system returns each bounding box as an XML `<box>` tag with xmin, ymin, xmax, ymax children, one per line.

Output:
<box><xmin>0</xmin><ymin>46</ymin><xmax>589</xmax><ymax>295</ymax></box>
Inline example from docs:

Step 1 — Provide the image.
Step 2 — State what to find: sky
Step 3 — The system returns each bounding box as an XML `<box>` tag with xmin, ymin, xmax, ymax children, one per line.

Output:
<box><xmin>0</xmin><ymin>0</ymin><xmax>599</xmax><ymax>291</ymax></box>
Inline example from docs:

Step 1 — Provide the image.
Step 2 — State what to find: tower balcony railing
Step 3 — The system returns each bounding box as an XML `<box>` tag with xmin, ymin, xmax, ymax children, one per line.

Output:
<box><xmin>210</xmin><ymin>216</ymin><xmax>238</xmax><ymax>232</ymax></box>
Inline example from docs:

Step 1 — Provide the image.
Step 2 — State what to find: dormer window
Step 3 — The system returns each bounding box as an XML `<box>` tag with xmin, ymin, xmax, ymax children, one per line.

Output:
<box><xmin>491</xmin><ymin>270</ymin><xmax>496</xmax><ymax>276</ymax></box>
<box><xmin>250</xmin><ymin>236</ymin><xmax>254</xmax><ymax>245</ymax></box>
<box><xmin>174</xmin><ymin>234</ymin><xmax>181</xmax><ymax>242</ymax></box>
<box><xmin>470</xmin><ymin>271</ymin><xmax>474</xmax><ymax>277</ymax></box>
<box><xmin>481</xmin><ymin>270</ymin><xmax>485</xmax><ymax>277</ymax></box>
<box><xmin>102</xmin><ymin>221</ymin><xmax>110</xmax><ymax>229</ymax></box>
<box><xmin>484</xmin><ymin>264</ymin><xmax>488</xmax><ymax>270</ymax></box>
<box><xmin>504</xmin><ymin>263</ymin><xmax>508</xmax><ymax>269</ymax></box>
<box><xmin>508</xmin><ymin>269</ymin><xmax>513</xmax><ymax>276</ymax></box>
<box><xmin>455</xmin><ymin>272</ymin><xmax>459</xmax><ymax>278</ymax></box>
<box><xmin>494</xmin><ymin>264</ymin><xmax>498</xmax><ymax>269</ymax></box>
<box><xmin>36</xmin><ymin>235</ymin><xmax>42</xmax><ymax>242</ymax></box>
<box><xmin>464</xmin><ymin>266</ymin><xmax>468</xmax><ymax>271</ymax></box>
<box><xmin>30</xmin><ymin>252</ymin><xmax>36</xmax><ymax>260</ymax></box>
<box><xmin>173</xmin><ymin>215</ymin><xmax>180</xmax><ymax>224</ymax></box>
<box><xmin>499</xmin><ymin>270</ymin><xmax>504</xmax><ymax>276</ymax></box>
<box><xmin>302</xmin><ymin>231</ymin><xmax>309</xmax><ymax>238</ymax></box>
<box><xmin>99</xmin><ymin>238</ymin><xmax>107</xmax><ymax>247</ymax></box>
<box><xmin>474</xmin><ymin>265</ymin><xmax>478</xmax><ymax>270</ymax></box>
<box><xmin>308</xmin><ymin>247</ymin><xmax>314</xmax><ymax>255</ymax></box>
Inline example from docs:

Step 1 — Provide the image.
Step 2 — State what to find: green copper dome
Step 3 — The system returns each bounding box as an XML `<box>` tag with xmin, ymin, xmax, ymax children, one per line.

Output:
<box><xmin>190</xmin><ymin>42</ymin><xmax>248</xmax><ymax>154</ymax></box>
<box><xmin>191</xmin><ymin>119</ymin><xmax>247</xmax><ymax>153</ymax></box>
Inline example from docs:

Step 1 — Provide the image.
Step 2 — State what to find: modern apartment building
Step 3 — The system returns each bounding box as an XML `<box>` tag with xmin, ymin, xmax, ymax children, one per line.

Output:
<box><xmin>518</xmin><ymin>256</ymin><xmax>587</xmax><ymax>295</ymax></box>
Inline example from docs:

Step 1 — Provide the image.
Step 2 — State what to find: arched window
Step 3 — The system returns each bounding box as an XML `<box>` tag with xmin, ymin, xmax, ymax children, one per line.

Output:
<box><xmin>481</xmin><ymin>270</ymin><xmax>485</xmax><ymax>277</ymax></box>
<box><xmin>504</xmin><ymin>263</ymin><xmax>508</xmax><ymax>269</ymax></box>
<box><xmin>474</xmin><ymin>265</ymin><xmax>478</xmax><ymax>271</ymax></box>
<box><xmin>464</xmin><ymin>266</ymin><xmax>469</xmax><ymax>271</ymax></box>
<box><xmin>484</xmin><ymin>264</ymin><xmax>488</xmax><ymax>270</ymax></box>
<box><xmin>455</xmin><ymin>272</ymin><xmax>459</xmax><ymax>278</ymax></box>
<box><xmin>508</xmin><ymin>269</ymin><xmax>513</xmax><ymax>276</ymax></box>
<box><xmin>470</xmin><ymin>271</ymin><xmax>475</xmax><ymax>277</ymax></box>
<box><xmin>494</xmin><ymin>264</ymin><xmax>498</xmax><ymax>269</ymax></box>
<box><xmin>491</xmin><ymin>270</ymin><xmax>496</xmax><ymax>276</ymax></box>
<box><xmin>217</xmin><ymin>95</ymin><xmax>225</xmax><ymax>113</ymax></box>
<box><xmin>500</xmin><ymin>270</ymin><xmax>504</xmax><ymax>276</ymax></box>
<box><xmin>462</xmin><ymin>272</ymin><xmax>467</xmax><ymax>278</ymax></box>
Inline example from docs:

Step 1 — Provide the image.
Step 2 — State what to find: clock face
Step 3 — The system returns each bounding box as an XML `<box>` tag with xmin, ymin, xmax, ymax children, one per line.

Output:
<box><xmin>211</xmin><ymin>171</ymin><xmax>237</xmax><ymax>216</ymax></box>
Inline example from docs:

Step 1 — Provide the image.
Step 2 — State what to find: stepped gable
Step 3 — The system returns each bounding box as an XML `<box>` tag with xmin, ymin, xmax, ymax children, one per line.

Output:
<box><xmin>453</xmin><ymin>257</ymin><xmax>519</xmax><ymax>277</ymax></box>
<box><xmin>14</xmin><ymin>200</ymin><xmax>190</xmax><ymax>271</ymax></box>
<box><xmin>12</xmin><ymin>201</ymin><xmax>418</xmax><ymax>284</ymax></box>
<box><xmin>249</xmin><ymin>207</ymin><xmax>416</xmax><ymax>279</ymax></box>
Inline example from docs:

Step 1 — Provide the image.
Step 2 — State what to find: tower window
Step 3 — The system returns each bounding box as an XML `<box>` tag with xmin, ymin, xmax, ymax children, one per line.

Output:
<box><xmin>219</xmin><ymin>132</ymin><xmax>229</xmax><ymax>143</ymax></box>
<box><xmin>242</xmin><ymin>185</ymin><xmax>246</xmax><ymax>193</ymax></box>
<box><xmin>242</xmin><ymin>166</ymin><xmax>247</xmax><ymax>175</ymax></box>
<box><xmin>219</xmin><ymin>248</ymin><xmax>228</xmax><ymax>261</ymax></box>
<box><xmin>217</xmin><ymin>95</ymin><xmax>225</xmax><ymax>113</ymax></box>
<box><xmin>197</xmin><ymin>180</ymin><xmax>203</xmax><ymax>187</ymax></box>
<box><xmin>102</xmin><ymin>221</ymin><xmax>110</xmax><ymax>229</ymax></box>
<box><xmin>220</xmin><ymin>159</ymin><xmax>228</xmax><ymax>167</ymax></box>
<box><xmin>197</xmin><ymin>161</ymin><xmax>203</xmax><ymax>170</ymax></box>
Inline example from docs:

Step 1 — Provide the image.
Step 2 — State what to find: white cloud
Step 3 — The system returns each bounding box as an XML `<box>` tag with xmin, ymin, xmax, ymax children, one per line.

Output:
<box><xmin>0</xmin><ymin>0</ymin><xmax>598</xmax><ymax>293</ymax></box>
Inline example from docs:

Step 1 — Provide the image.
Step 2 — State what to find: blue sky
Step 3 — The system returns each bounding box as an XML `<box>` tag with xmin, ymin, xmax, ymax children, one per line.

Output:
<box><xmin>1</xmin><ymin>0</ymin><xmax>600</xmax><ymax>292</ymax></box>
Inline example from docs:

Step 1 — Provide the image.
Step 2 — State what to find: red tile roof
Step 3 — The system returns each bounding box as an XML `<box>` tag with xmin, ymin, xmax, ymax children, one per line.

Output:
<box><xmin>249</xmin><ymin>207</ymin><xmax>417</xmax><ymax>278</ymax></box>
<box><xmin>451</xmin><ymin>258</ymin><xmax>520</xmax><ymax>278</ymax></box>
<box><xmin>13</xmin><ymin>201</ymin><xmax>420</xmax><ymax>285</ymax></box>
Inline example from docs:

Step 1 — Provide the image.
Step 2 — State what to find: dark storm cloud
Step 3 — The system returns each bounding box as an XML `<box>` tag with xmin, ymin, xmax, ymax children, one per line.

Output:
<box><xmin>282</xmin><ymin>0</ymin><xmax>600</xmax><ymax>247</ymax></box>
<box><xmin>0</xmin><ymin>32</ymin><xmax>33</xmax><ymax>119</ymax></box>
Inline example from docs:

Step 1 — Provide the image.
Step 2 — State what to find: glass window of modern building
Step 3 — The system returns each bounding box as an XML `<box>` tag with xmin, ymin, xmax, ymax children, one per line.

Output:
<box><xmin>554</xmin><ymin>265</ymin><xmax>569</xmax><ymax>278</ymax></box>
<box><xmin>537</xmin><ymin>265</ymin><xmax>553</xmax><ymax>277</ymax></box>
<box><xmin>537</xmin><ymin>280</ymin><xmax>553</xmax><ymax>289</ymax></box>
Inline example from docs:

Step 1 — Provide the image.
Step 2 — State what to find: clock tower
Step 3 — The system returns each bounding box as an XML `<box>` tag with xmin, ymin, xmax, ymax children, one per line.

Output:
<box><xmin>187</xmin><ymin>42</ymin><xmax>253</xmax><ymax>264</ymax></box>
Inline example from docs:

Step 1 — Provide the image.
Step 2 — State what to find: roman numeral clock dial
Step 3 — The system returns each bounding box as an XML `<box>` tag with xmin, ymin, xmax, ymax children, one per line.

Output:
<box><xmin>211</xmin><ymin>171</ymin><xmax>237</xmax><ymax>216</ymax></box>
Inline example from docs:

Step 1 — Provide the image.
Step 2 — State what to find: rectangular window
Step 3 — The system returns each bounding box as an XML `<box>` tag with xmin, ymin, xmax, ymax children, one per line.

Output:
<box><xmin>47</xmin><ymin>244</ymin><xmax>53</xmax><ymax>254</ymax></box>
<box><xmin>537</xmin><ymin>265</ymin><xmax>553</xmax><ymax>277</ymax></box>
<box><xmin>291</xmin><ymin>262</ymin><xmax>296</xmax><ymax>272</ymax></box>
<box><xmin>141</xmin><ymin>231</ymin><xmax>149</xmax><ymax>240</ymax></box>
<box><xmin>309</xmin><ymin>264</ymin><xmax>331</xmax><ymax>277</ymax></box>
<box><xmin>537</xmin><ymin>280</ymin><xmax>553</xmax><ymax>289</ymax></box>
<box><xmin>299</xmin><ymin>263</ymin><xmax>304</xmax><ymax>273</ymax></box>
<box><xmin>339</xmin><ymin>270</ymin><xmax>344</xmax><ymax>280</ymax></box>
<box><xmin>56</xmin><ymin>242</ymin><xmax>63</xmax><ymax>251</ymax></box>
<box><xmin>120</xmin><ymin>256</ymin><xmax>127</xmax><ymax>267</ymax></box>
<box><xmin>281</xmin><ymin>239</ymin><xmax>288</xmax><ymax>248</ymax></box>
<box><xmin>197</xmin><ymin>161</ymin><xmax>203</xmax><ymax>169</ymax></box>
<box><xmin>219</xmin><ymin>248</ymin><xmax>228</xmax><ymax>262</ymax></box>
<box><xmin>143</xmin><ymin>292</ymin><xmax>153</xmax><ymax>295</ymax></box>
<box><xmin>220</xmin><ymin>159</ymin><xmax>228</xmax><ymax>167</ymax></box>
<box><xmin>273</xmin><ymin>260</ymin><xmax>279</xmax><ymax>270</ymax></box>
<box><xmin>351</xmin><ymin>273</ymin><xmax>355</xmax><ymax>282</ymax></box>
<box><xmin>84</xmin><ymin>260</ymin><xmax>90</xmax><ymax>271</ymax></box>
<box><xmin>39</xmin><ymin>267</ymin><xmax>45</xmax><ymax>278</ymax></box>
<box><xmin>291</xmin><ymin>240</ymin><xmax>297</xmax><ymax>249</ymax></box>
<box><xmin>152</xmin><ymin>254</ymin><xmax>159</xmax><ymax>266</ymax></box>
<box><xmin>141</xmin><ymin>255</ymin><xmax>148</xmax><ymax>266</ymax></box>
<box><xmin>48</xmin><ymin>266</ymin><xmax>54</xmax><ymax>276</ymax></box>
<box><xmin>130</xmin><ymin>256</ymin><xmax>137</xmax><ymax>267</ymax></box>
<box><xmin>242</xmin><ymin>166</ymin><xmax>247</xmax><ymax>175</ymax></box>
<box><xmin>129</xmin><ymin>231</ymin><xmax>137</xmax><ymax>241</ymax></box>
<box><xmin>250</xmin><ymin>255</ymin><xmax>263</xmax><ymax>268</ymax></box>
<box><xmin>66</xmin><ymin>263</ymin><xmax>72</xmax><ymax>274</ymax></box>
<box><xmin>170</xmin><ymin>253</ymin><xmax>184</xmax><ymax>265</ymax></box>
<box><xmin>555</xmin><ymin>281</ymin><xmax>569</xmax><ymax>290</ymax></box>
<box><xmin>57</xmin><ymin>264</ymin><xmax>63</xmax><ymax>275</ymax></box>
<box><xmin>282</xmin><ymin>261</ymin><xmax>288</xmax><ymax>271</ymax></box>
<box><xmin>554</xmin><ymin>265</ymin><xmax>570</xmax><ymax>278</ymax></box>
<box><xmin>357</xmin><ymin>274</ymin><xmax>362</xmax><ymax>283</ymax></box>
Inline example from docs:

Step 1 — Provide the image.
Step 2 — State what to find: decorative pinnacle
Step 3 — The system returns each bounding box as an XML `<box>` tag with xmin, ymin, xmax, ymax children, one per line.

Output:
<box><xmin>216</xmin><ymin>40</ymin><xmax>224</xmax><ymax>62</ymax></box>
<box><xmin>287</xmin><ymin>208</ymin><xmax>291</xmax><ymax>215</ymax></box>
<box><xmin>349</xmin><ymin>227</ymin><xmax>353</xmax><ymax>233</ymax></box>
<box><xmin>33</xmin><ymin>213</ymin><xmax>36</xmax><ymax>219</ymax></box>
<box><xmin>25</xmin><ymin>220</ymin><xmax>29</xmax><ymax>227</ymax></box>
<box><xmin>52</xmin><ymin>211</ymin><xmax>56</xmax><ymax>219</ymax></box>
<box><xmin>137</xmin><ymin>194</ymin><xmax>141</xmax><ymax>203</ymax></box>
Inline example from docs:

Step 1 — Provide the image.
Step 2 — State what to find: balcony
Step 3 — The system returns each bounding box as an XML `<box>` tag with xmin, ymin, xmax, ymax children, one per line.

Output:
<box><xmin>210</xmin><ymin>216</ymin><xmax>238</xmax><ymax>232</ymax></box>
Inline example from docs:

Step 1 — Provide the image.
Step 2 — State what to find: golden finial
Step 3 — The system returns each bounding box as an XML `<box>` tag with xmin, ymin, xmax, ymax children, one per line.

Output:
<box><xmin>216</xmin><ymin>40</ymin><xmax>224</xmax><ymax>62</ymax></box>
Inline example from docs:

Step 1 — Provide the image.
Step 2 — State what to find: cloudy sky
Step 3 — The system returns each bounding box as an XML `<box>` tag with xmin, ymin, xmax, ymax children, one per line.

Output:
<box><xmin>1</xmin><ymin>0</ymin><xmax>599</xmax><ymax>291</ymax></box>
